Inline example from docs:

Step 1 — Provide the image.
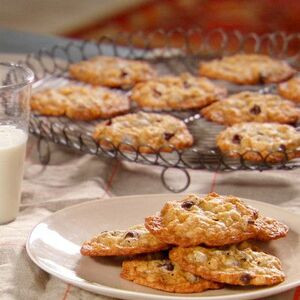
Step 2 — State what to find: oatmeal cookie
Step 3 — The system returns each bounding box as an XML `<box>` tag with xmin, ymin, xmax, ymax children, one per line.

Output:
<box><xmin>81</xmin><ymin>224</ymin><xmax>168</xmax><ymax>256</ymax></box>
<box><xmin>31</xmin><ymin>85</ymin><xmax>130</xmax><ymax>121</ymax></box>
<box><xmin>145</xmin><ymin>193</ymin><xmax>258</xmax><ymax>247</ymax></box>
<box><xmin>121</xmin><ymin>256</ymin><xmax>222</xmax><ymax>293</ymax></box>
<box><xmin>169</xmin><ymin>242</ymin><xmax>285</xmax><ymax>286</ymax></box>
<box><xmin>278</xmin><ymin>76</ymin><xmax>300</xmax><ymax>103</ymax></box>
<box><xmin>69</xmin><ymin>56</ymin><xmax>156</xmax><ymax>88</ymax></box>
<box><xmin>216</xmin><ymin>122</ymin><xmax>300</xmax><ymax>162</ymax></box>
<box><xmin>201</xmin><ymin>91</ymin><xmax>299</xmax><ymax>125</ymax></box>
<box><xmin>254</xmin><ymin>217</ymin><xmax>289</xmax><ymax>241</ymax></box>
<box><xmin>131</xmin><ymin>73</ymin><xmax>227</xmax><ymax>110</ymax></box>
<box><xmin>92</xmin><ymin>112</ymin><xmax>193</xmax><ymax>153</ymax></box>
<box><xmin>199</xmin><ymin>54</ymin><xmax>296</xmax><ymax>84</ymax></box>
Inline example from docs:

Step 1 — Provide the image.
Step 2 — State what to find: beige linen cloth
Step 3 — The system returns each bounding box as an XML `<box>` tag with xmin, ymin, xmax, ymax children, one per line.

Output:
<box><xmin>0</xmin><ymin>54</ymin><xmax>300</xmax><ymax>300</ymax></box>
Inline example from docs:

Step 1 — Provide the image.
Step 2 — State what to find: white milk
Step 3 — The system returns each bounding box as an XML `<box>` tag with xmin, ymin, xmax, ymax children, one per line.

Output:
<box><xmin>0</xmin><ymin>125</ymin><xmax>27</xmax><ymax>224</ymax></box>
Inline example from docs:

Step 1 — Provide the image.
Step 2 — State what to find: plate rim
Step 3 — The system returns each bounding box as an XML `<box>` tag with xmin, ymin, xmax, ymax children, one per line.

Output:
<box><xmin>26</xmin><ymin>193</ymin><xmax>300</xmax><ymax>300</ymax></box>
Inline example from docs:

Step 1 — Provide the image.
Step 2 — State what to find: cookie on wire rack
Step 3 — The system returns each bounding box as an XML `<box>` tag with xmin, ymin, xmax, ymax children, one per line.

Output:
<box><xmin>201</xmin><ymin>91</ymin><xmax>299</xmax><ymax>125</ymax></box>
<box><xmin>216</xmin><ymin>122</ymin><xmax>300</xmax><ymax>162</ymax></box>
<box><xmin>69</xmin><ymin>56</ymin><xmax>156</xmax><ymax>89</ymax></box>
<box><xmin>278</xmin><ymin>76</ymin><xmax>300</xmax><ymax>103</ymax></box>
<box><xmin>121</xmin><ymin>255</ymin><xmax>223</xmax><ymax>293</ymax></box>
<box><xmin>31</xmin><ymin>85</ymin><xmax>130</xmax><ymax>121</ymax></box>
<box><xmin>131</xmin><ymin>73</ymin><xmax>227</xmax><ymax>110</ymax></box>
<box><xmin>145</xmin><ymin>193</ymin><xmax>259</xmax><ymax>247</ymax></box>
<box><xmin>169</xmin><ymin>242</ymin><xmax>285</xmax><ymax>286</ymax></box>
<box><xmin>199</xmin><ymin>54</ymin><xmax>296</xmax><ymax>85</ymax></box>
<box><xmin>81</xmin><ymin>224</ymin><xmax>169</xmax><ymax>256</ymax></box>
<box><xmin>92</xmin><ymin>112</ymin><xmax>194</xmax><ymax>153</ymax></box>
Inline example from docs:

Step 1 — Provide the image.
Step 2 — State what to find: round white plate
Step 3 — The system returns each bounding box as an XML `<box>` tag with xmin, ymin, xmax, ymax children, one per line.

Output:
<box><xmin>26</xmin><ymin>194</ymin><xmax>300</xmax><ymax>300</ymax></box>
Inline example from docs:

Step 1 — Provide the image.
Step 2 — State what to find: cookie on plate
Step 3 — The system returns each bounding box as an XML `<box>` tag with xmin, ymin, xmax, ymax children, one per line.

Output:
<box><xmin>278</xmin><ymin>76</ymin><xmax>300</xmax><ymax>103</ymax></box>
<box><xmin>81</xmin><ymin>224</ymin><xmax>168</xmax><ymax>256</ymax></box>
<box><xmin>69</xmin><ymin>56</ymin><xmax>156</xmax><ymax>89</ymax></box>
<box><xmin>131</xmin><ymin>73</ymin><xmax>227</xmax><ymax>110</ymax></box>
<box><xmin>92</xmin><ymin>112</ymin><xmax>193</xmax><ymax>153</ymax></box>
<box><xmin>254</xmin><ymin>217</ymin><xmax>289</xmax><ymax>241</ymax></box>
<box><xmin>31</xmin><ymin>85</ymin><xmax>130</xmax><ymax>121</ymax></box>
<box><xmin>145</xmin><ymin>193</ymin><xmax>259</xmax><ymax>247</ymax></box>
<box><xmin>201</xmin><ymin>91</ymin><xmax>299</xmax><ymax>125</ymax></box>
<box><xmin>121</xmin><ymin>255</ymin><xmax>222</xmax><ymax>293</ymax></box>
<box><xmin>216</xmin><ymin>122</ymin><xmax>300</xmax><ymax>162</ymax></box>
<box><xmin>199</xmin><ymin>54</ymin><xmax>296</xmax><ymax>85</ymax></box>
<box><xmin>169</xmin><ymin>242</ymin><xmax>285</xmax><ymax>286</ymax></box>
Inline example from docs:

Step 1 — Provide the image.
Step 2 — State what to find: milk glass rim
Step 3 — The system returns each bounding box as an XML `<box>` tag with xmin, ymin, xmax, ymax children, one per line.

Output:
<box><xmin>0</xmin><ymin>62</ymin><xmax>34</xmax><ymax>91</ymax></box>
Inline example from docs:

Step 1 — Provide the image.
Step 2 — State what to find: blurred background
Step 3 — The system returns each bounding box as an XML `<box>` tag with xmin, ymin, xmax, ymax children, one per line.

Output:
<box><xmin>1</xmin><ymin>0</ymin><xmax>300</xmax><ymax>44</ymax></box>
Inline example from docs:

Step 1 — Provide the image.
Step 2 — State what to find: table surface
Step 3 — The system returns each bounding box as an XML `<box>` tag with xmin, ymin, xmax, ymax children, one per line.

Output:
<box><xmin>0</xmin><ymin>29</ymin><xmax>300</xmax><ymax>300</ymax></box>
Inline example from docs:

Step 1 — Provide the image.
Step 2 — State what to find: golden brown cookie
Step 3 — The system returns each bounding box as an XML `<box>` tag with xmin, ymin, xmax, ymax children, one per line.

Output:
<box><xmin>216</xmin><ymin>122</ymin><xmax>300</xmax><ymax>162</ymax></box>
<box><xmin>169</xmin><ymin>242</ymin><xmax>285</xmax><ymax>286</ymax></box>
<box><xmin>121</xmin><ymin>255</ymin><xmax>222</xmax><ymax>293</ymax></box>
<box><xmin>199</xmin><ymin>54</ymin><xmax>296</xmax><ymax>85</ymax></box>
<box><xmin>69</xmin><ymin>56</ymin><xmax>156</xmax><ymax>88</ymax></box>
<box><xmin>31</xmin><ymin>85</ymin><xmax>130</xmax><ymax>121</ymax></box>
<box><xmin>201</xmin><ymin>91</ymin><xmax>299</xmax><ymax>125</ymax></box>
<box><xmin>254</xmin><ymin>217</ymin><xmax>289</xmax><ymax>241</ymax></box>
<box><xmin>81</xmin><ymin>224</ymin><xmax>168</xmax><ymax>256</ymax></box>
<box><xmin>131</xmin><ymin>73</ymin><xmax>227</xmax><ymax>110</ymax></box>
<box><xmin>278</xmin><ymin>76</ymin><xmax>300</xmax><ymax>103</ymax></box>
<box><xmin>92</xmin><ymin>112</ymin><xmax>193</xmax><ymax>153</ymax></box>
<box><xmin>145</xmin><ymin>193</ymin><xmax>258</xmax><ymax>247</ymax></box>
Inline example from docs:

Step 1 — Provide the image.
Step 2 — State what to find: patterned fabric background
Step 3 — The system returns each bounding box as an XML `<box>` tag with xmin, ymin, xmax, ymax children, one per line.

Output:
<box><xmin>65</xmin><ymin>0</ymin><xmax>300</xmax><ymax>42</ymax></box>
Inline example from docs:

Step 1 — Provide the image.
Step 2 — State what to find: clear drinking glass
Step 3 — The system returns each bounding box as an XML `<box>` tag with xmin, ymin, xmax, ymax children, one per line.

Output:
<box><xmin>0</xmin><ymin>62</ymin><xmax>34</xmax><ymax>224</ymax></box>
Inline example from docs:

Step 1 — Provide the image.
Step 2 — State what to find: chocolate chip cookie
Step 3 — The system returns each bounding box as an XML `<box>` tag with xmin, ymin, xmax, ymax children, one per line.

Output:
<box><xmin>145</xmin><ymin>193</ymin><xmax>259</xmax><ymax>247</ymax></box>
<box><xmin>201</xmin><ymin>91</ymin><xmax>299</xmax><ymax>125</ymax></box>
<box><xmin>131</xmin><ymin>73</ymin><xmax>227</xmax><ymax>110</ymax></box>
<box><xmin>199</xmin><ymin>54</ymin><xmax>296</xmax><ymax>85</ymax></box>
<box><xmin>69</xmin><ymin>56</ymin><xmax>156</xmax><ymax>89</ymax></box>
<box><xmin>121</xmin><ymin>255</ymin><xmax>222</xmax><ymax>293</ymax></box>
<box><xmin>92</xmin><ymin>112</ymin><xmax>194</xmax><ymax>153</ymax></box>
<box><xmin>31</xmin><ymin>85</ymin><xmax>130</xmax><ymax>121</ymax></box>
<box><xmin>278</xmin><ymin>76</ymin><xmax>300</xmax><ymax>103</ymax></box>
<box><xmin>216</xmin><ymin>122</ymin><xmax>300</xmax><ymax>162</ymax></box>
<box><xmin>81</xmin><ymin>224</ymin><xmax>168</xmax><ymax>256</ymax></box>
<box><xmin>169</xmin><ymin>242</ymin><xmax>285</xmax><ymax>286</ymax></box>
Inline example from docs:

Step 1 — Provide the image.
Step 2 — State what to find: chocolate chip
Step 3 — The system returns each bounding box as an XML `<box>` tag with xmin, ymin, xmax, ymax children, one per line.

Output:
<box><xmin>248</xmin><ymin>220</ymin><xmax>255</xmax><ymax>225</ymax></box>
<box><xmin>124</xmin><ymin>231</ymin><xmax>138</xmax><ymax>239</ymax></box>
<box><xmin>164</xmin><ymin>132</ymin><xmax>174</xmax><ymax>141</ymax></box>
<box><xmin>120</xmin><ymin>70</ymin><xmax>128</xmax><ymax>78</ymax></box>
<box><xmin>181</xmin><ymin>200</ymin><xmax>195</xmax><ymax>210</ymax></box>
<box><xmin>106</xmin><ymin>120</ymin><xmax>112</xmax><ymax>126</ymax></box>
<box><xmin>250</xmin><ymin>105</ymin><xmax>261</xmax><ymax>115</ymax></box>
<box><xmin>240</xmin><ymin>273</ymin><xmax>252</xmax><ymax>284</ymax></box>
<box><xmin>258</xmin><ymin>74</ymin><xmax>266</xmax><ymax>84</ymax></box>
<box><xmin>232</xmin><ymin>134</ymin><xmax>241</xmax><ymax>144</ymax></box>
<box><xmin>183</xmin><ymin>81</ymin><xmax>191</xmax><ymax>89</ymax></box>
<box><xmin>159</xmin><ymin>262</ymin><xmax>174</xmax><ymax>271</ymax></box>
<box><xmin>153</xmin><ymin>88</ymin><xmax>162</xmax><ymax>97</ymax></box>
<box><xmin>279</xmin><ymin>144</ymin><xmax>286</xmax><ymax>151</ymax></box>
<box><xmin>241</xmin><ymin>258</ymin><xmax>247</xmax><ymax>262</ymax></box>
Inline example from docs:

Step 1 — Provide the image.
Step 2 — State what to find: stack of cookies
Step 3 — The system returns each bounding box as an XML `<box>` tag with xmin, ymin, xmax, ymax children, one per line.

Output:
<box><xmin>81</xmin><ymin>193</ymin><xmax>288</xmax><ymax>294</ymax></box>
<box><xmin>31</xmin><ymin>52</ymin><xmax>300</xmax><ymax>159</ymax></box>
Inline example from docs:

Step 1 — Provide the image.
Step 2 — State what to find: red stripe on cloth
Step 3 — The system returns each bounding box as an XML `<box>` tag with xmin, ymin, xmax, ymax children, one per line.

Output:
<box><xmin>104</xmin><ymin>160</ymin><xmax>121</xmax><ymax>196</ymax></box>
<box><xmin>210</xmin><ymin>172</ymin><xmax>218</xmax><ymax>192</ymax></box>
<box><xmin>293</xmin><ymin>286</ymin><xmax>300</xmax><ymax>300</ymax></box>
<box><xmin>61</xmin><ymin>284</ymin><xmax>71</xmax><ymax>300</ymax></box>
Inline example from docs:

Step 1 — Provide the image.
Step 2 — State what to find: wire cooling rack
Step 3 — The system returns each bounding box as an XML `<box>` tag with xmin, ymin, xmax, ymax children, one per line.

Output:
<box><xmin>25</xmin><ymin>29</ymin><xmax>300</xmax><ymax>192</ymax></box>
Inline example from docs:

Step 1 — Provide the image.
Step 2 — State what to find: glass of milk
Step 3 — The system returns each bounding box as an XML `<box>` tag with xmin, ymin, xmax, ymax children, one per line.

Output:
<box><xmin>0</xmin><ymin>62</ymin><xmax>34</xmax><ymax>224</ymax></box>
